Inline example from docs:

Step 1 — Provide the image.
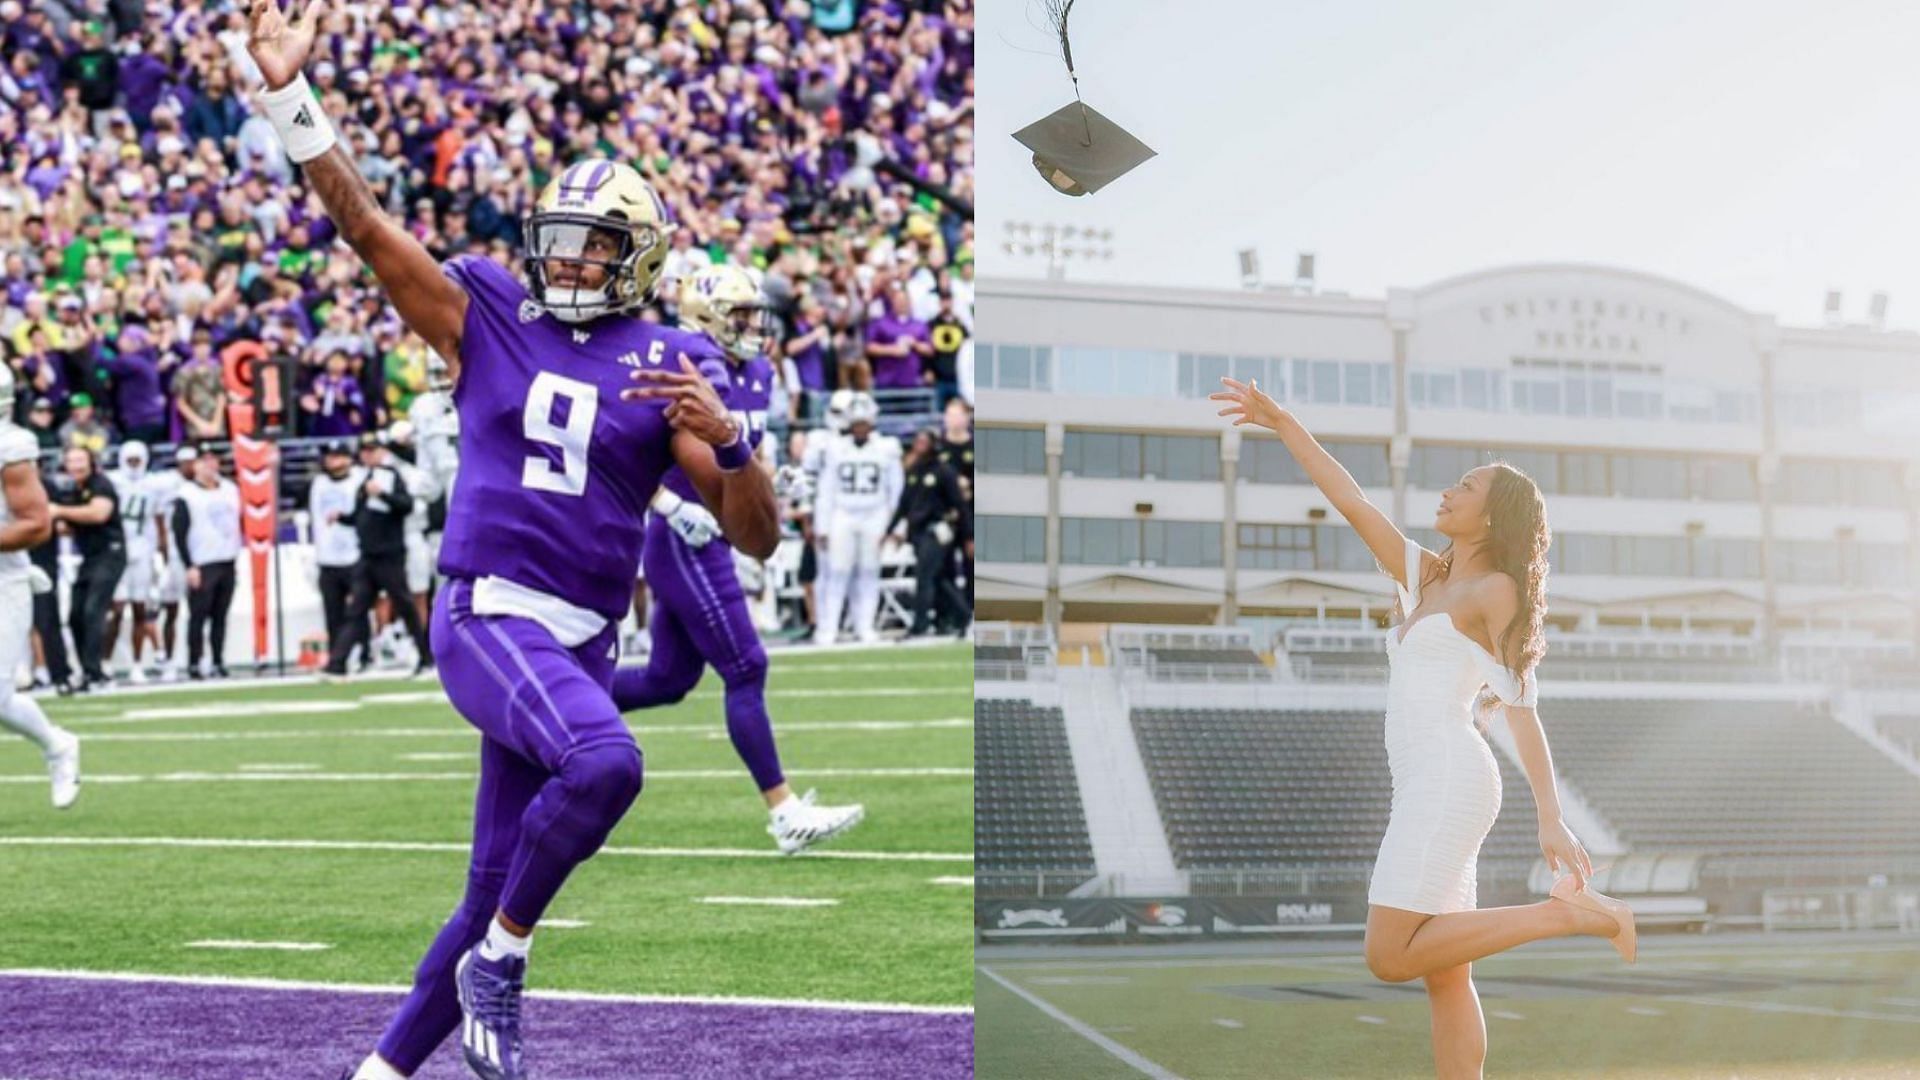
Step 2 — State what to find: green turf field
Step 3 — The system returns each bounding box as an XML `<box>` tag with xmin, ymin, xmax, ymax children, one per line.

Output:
<box><xmin>0</xmin><ymin>644</ymin><xmax>972</xmax><ymax>1008</ymax></box>
<box><xmin>977</xmin><ymin>934</ymin><xmax>1920</xmax><ymax>1078</ymax></box>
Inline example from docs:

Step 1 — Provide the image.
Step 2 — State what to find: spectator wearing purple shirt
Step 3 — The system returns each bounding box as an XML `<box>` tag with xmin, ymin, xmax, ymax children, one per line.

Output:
<box><xmin>301</xmin><ymin>351</ymin><xmax>367</xmax><ymax>439</ymax></box>
<box><xmin>865</xmin><ymin>286</ymin><xmax>934</xmax><ymax>391</ymax></box>
<box><xmin>18</xmin><ymin>327</ymin><xmax>67</xmax><ymax>412</ymax></box>
<box><xmin>782</xmin><ymin>293</ymin><xmax>833</xmax><ymax>421</ymax></box>
<box><xmin>101</xmin><ymin>322</ymin><xmax>171</xmax><ymax>444</ymax></box>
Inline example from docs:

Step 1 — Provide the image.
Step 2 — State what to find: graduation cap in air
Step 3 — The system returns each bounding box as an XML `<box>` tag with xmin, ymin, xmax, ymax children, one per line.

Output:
<box><xmin>1013</xmin><ymin>0</ymin><xmax>1156</xmax><ymax>197</ymax></box>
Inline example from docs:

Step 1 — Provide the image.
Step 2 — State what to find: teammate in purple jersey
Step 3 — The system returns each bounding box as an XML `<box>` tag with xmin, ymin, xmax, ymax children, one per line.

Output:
<box><xmin>244</xmin><ymin>7</ymin><xmax>778</xmax><ymax>1080</ymax></box>
<box><xmin>615</xmin><ymin>265</ymin><xmax>866</xmax><ymax>855</ymax></box>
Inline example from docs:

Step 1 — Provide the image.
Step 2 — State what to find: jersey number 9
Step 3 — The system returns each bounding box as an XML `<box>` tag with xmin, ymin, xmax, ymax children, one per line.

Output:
<box><xmin>521</xmin><ymin>371</ymin><xmax>599</xmax><ymax>497</ymax></box>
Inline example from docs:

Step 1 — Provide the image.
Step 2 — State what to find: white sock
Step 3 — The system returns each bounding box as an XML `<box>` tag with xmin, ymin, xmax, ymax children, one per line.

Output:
<box><xmin>479</xmin><ymin>917</ymin><xmax>531</xmax><ymax>961</ymax></box>
<box><xmin>770</xmin><ymin>793</ymin><xmax>798</xmax><ymax>822</ymax></box>
<box><xmin>0</xmin><ymin>694</ymin><xmax>61</xmax><ymax>754</ymax></box>
<box><xmin>352</xmin><ymin>1053</ymin><xmax>408</xmax><ymax>1080</ymax></box>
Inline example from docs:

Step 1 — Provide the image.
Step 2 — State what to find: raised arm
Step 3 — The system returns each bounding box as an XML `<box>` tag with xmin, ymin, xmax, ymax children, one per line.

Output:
<box><xmin>1212</xmin><ymin>376</ymin><xmax>1415</xmax><ymax>582</ymax></box>
<box><xmin>246</xmin><ymin>0</ymin><xmax>466</xmax><ymax>378</ymax></box>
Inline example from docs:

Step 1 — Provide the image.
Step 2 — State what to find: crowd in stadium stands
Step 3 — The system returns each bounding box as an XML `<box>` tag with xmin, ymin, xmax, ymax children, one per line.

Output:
<box><xmin>0</xmin><ymin>0</ymin><xmax>974</xmax><ymax>448</ymax></box>
<box><xmin>0</xmin><ymin>0</ymin><xmax>974</xmax><ymax>690</ymax></box>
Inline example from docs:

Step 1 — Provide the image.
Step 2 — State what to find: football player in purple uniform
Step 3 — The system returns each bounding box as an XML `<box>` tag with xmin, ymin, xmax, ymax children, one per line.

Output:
<box><xmin>615</xmin><ymin>265</ymin><xmax>866</xmax><ymax>854</ymax></box>
<box><xmin>243</xmin><ymin>6</ymin><xmax>778</xmax><ymax>1080</ymax></box>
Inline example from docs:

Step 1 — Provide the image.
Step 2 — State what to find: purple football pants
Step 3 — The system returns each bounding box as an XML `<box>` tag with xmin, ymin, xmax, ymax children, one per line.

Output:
<box><xmin>613</xmin><ymin>518</ymin><xmax>785</xmax><ymax>793</ymax></box>
<box><xmin>375</xmin><ymin>578</ymin><xmax>641</xmax><ymax>1075</ymax></box>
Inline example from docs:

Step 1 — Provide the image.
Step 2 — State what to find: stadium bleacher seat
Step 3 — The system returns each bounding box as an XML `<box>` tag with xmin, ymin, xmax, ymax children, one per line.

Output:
<box><xmin>976</xmin><ymin>700</ymin><xmax>1096</xmax><ymax>889</ymax></box>
<box><xmin>1130</xmin><ymin>708</ymin><xmax>1542</xmax><ymax>890</ymax></box>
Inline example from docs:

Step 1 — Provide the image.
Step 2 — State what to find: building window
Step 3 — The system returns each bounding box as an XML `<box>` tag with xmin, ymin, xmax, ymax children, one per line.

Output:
<box><xmin>1062</xmin><ymin>432</ymin><xmax>1219</xmax><ymax>481</ymax></box>
<box><xmin>1145</xmin><ymin>520</ymin><xmax>1224</xmax><ymax>568</ymax></box>
<box><xmin>1316</xmin><ymin>524</ymin><xmax>1379</xmax><ymax>571</ymax></box>
<box><xmin>1060</xmin><ymin>517</ymin><xmax>1133</xmax><ymax>565</ymax></box>
<box><xmin>1691</xmin><ymin>536</ymin><xmax>1761</xmax><ymax>579</ymax></box>
<box><xmin>1687</xmin><ymin>457</ymin><xmax>1756</xmax><ymax>502</ymax></box>
<box><xmin>978</xmin><ymin>516</ymin><xmax>1046</xmax><ymax>563</ymax></box>
<box><xmin>1610</xmin><ymin>453</ymin><xmax>1688</xmax><ymax>500</ymax></box>
<box><xmin>1237</xmin><ymin>523</ymin><xmax>1316</xmax><ymax>570</ymax></box>
<box><xmin>1779</xmin><ymin>540</ymin><xmax>1841</xmax><ymax>585</ymax></box>
<box><xmin>1062</xmin><ymin>517</ymin><xmax>1221</xmax><ymax>567</ymax></box>
<box><xmin>1327</xmin><ymin>440</ymin><xmax>1391</xmax><ymax>487</ymax></box>
<box><xmin>978</xmin><ymin>427</ymin><xmax>1047</xmax><ymax>475</ymax></box>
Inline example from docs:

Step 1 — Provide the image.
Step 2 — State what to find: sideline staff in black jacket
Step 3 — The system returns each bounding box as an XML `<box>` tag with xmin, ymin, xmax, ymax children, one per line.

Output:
<box><xmin>49</xmin><ymin>447</ymin><xmax>124</xmax><ymax>688</ymax></box>
<box><xmin>324</xmin><ymin>433</ymin><xmax>430</xmax><ymax>677</ymax></box>
<box><xmin>887</xmin><ymin>429</ymin><xmax>971</xmax><ymax>637</ymax></box>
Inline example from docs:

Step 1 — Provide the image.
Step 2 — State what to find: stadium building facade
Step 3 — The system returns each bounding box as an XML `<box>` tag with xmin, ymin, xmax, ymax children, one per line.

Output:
<box><xmin>976</xmin><ymin>264</ymin><xmax>1920</xmax><ymax>662</ymax></box>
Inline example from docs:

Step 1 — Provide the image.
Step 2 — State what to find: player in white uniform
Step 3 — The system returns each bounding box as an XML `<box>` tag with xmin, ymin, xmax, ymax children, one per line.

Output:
<box><xmin>789</xmin><ymin>388</ymin><xmax>850</xmax><ymax>634</ymax></box>
<box><xmin>0</xmin><ymin>365</ymin><xmax>80</xmax><ymax>807</ymax></box>
<box><xmin>812</xmin><ymin>392</ymin><xmax>903</xmax><ymax>645</ymax></box>
<box><xmin>150</xmin><ymin>446</ymin><xmax>197</xmax><ymax>680</ymax></box>
<box><xmin>409</xmin><ymin>352</ymin><xmax>461</xmax><ymax>654</ymax></box>
<box><xmin>384</xmin><ymin>420</ymin><xmax>438</xmax><ymax>658</ymax></box>
<box><xmin>106</xmin><ymin>440</ymin><xmax>163</xmax><ymax>682</ymax></box>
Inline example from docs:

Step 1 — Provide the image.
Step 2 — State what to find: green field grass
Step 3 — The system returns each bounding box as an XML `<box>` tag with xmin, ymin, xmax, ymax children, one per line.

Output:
<box><xmin>977</xmin><ymin>934</ymin><xmax>1920</xmax><ymax>1078</ymax></box>
<box><xmin>0</xmin><ymin>645</ymin><xmax>972</xmax><ymax>1007</ymax></box>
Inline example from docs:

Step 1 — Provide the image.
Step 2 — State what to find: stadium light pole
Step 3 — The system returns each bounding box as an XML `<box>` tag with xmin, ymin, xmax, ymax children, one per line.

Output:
<box><xmin>1001</xmin><ymin>221</ymin><xmax>1116</xmax><ymax>281</ymax></box>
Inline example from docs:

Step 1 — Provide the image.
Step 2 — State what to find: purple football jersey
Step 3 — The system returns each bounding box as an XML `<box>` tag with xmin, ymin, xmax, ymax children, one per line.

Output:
<box><xmin>658</xmin><ymin>353</ymin><xmax>774</xmax><ymax>504</ymax></box>
<box><xmin>437</xmin><ymin>254</ymin><xmax>730</xmax><ymax>621</ymax></box>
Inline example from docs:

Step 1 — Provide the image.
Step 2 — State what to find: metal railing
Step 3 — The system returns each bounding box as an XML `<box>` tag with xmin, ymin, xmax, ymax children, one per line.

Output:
<box><xmin>1130</xmin><ymin>659</ymin><xmax>1280</xmax><ymax>684</ymax></box>
<box><xmin>975</xmin><ymin>869</ymin><xmax>1097</xmax><ymax>898</ymax></box>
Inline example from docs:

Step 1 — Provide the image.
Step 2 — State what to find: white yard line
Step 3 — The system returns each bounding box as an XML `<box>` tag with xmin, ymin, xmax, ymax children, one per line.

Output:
<box><xmin>0</xmin><ymin>767</ymin><xmax>969</xmax><ymax>783</ymax></box>
<box><xmin>184</xmin><ymin>940</ymin><xmax>332</xmax><ymax>952</ymax></box>
<box><xmin>1672</xmin><ymin>996</ymin><xmax>1920</xmax><ymax>1025</ymax></box>
<box><xmin>985</xmin><ymin>940</ymin><xmax>1920</xmax><ymax>970</ymax></box>
<box><xmin>541</xmin><ymin>920</ymin><xmax>591</xmax><ymax>929</ymax></box>
<box><xmin>0</xmin><ymin>835</ymin><xmax>971</xmax><ymax>864</ymax></box>
<box><xmin>0</xmin><ymin>967</ymin><xmax>970</xmax><ymax>1015</ymax></box>
<box><xmin>236</xmin><ymin>764</ymin><xmax>320</xmax><ymax>772</ymax></box>
<box><xmin>697</xmin><ymin>896</ymin><xmax>840</xmax><ymax>907</ymax></box>
<box><xmin>978</xmin><ymin>966</ymin><xmax>1183</xmax><ymax>1080</ymax></box>
<box><xmin>930</xmin><ymin>876</ymin><xmax>974</xmax><ymax>887</ymax></box>
<box><xmin>69</xmin><ymin>714</ymin><xmax>975</xmax><ymax>737</ymax></box>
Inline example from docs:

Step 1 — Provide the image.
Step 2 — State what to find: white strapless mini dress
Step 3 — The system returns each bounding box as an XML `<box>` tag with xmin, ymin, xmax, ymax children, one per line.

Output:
<box><xmin>1367</xmin><ymin>537</ymin><xmax>1537</xmax><ymax>915</ymax></box>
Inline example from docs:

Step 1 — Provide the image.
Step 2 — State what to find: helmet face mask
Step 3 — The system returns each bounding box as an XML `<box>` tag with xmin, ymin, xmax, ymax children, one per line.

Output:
<box><xmin>522</xmin><ymin>159</ymin><xmax>671</xmax><ymax>324</ymax></box>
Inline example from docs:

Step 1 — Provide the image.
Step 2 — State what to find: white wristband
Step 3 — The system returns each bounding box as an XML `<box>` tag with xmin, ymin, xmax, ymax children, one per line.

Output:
<box><xmin>260</xmin><ymin>72</ymin><xmax>337</xmax><ymax>164</ymax></box>
<box><xmin>651</xmin><ymin>488</ymin><xmax>685</xmax><ymax>516</ymax></box>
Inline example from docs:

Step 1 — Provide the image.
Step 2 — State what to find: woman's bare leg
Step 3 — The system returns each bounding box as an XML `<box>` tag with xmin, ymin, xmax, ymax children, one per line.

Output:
<box><xmin>1425</xmin><ymin>963</ymin><xmax>1485</xmax><ymax>1080</ymax></box>
<box><xmin>1366</xmin><ymin>899</ymin><xmax>1614</xmax><ymax>984</ymax></box>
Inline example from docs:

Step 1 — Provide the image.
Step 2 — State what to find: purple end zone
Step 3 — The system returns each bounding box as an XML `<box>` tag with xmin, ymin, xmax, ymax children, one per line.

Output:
<box><xmin>1</xmin><ymin>975</ymin><xmax>973</xmax><ymax>1080</ymax></box>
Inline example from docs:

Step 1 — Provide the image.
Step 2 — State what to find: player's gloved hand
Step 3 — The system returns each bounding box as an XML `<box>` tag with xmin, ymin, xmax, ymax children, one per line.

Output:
<box><xmin>931</xmin><ymin>520</ymin><xmax>955</xmax><ymax>547</ymax></box>
<box><xmin>666</xmin><ymin>498</ymin><xmax>721</xmax><ymax>548</ymax></box>
<box><xmin>26</xmin><ymin>565</ymin><xmax>52</xmax><ymax>595</ymax></box>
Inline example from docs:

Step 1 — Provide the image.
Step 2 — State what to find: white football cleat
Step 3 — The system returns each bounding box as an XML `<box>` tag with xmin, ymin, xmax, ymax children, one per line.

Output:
<box><xmin>769</xmin><ymin>789</ymin><xmax>865</xmax><ymax>855</ymax></box>
<box><xmin>46</xmin><ymin>730</ymin><xmax>80</xmax><ymax>809</ymax></box>
<box><xmin>126</xmin><ymin>664</ymin><xmax>148</xmax><ymax>686</ymax></box>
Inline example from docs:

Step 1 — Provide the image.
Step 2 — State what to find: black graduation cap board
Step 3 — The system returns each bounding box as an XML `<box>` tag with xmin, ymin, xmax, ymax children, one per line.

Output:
<box><xmin>1014</xmin><ymin>101</ymin><xmax>1156</xmax><ymax>197</ymax></box>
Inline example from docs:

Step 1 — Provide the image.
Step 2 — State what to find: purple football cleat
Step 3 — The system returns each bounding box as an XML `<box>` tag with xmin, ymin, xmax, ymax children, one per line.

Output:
<box><xmin>456</xmin><ymin>946</ymin><xmax>527</xmax><ymax>1079</ymax></box>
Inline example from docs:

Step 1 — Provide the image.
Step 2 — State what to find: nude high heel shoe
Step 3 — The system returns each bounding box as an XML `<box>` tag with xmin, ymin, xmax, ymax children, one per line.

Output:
<box><xmin>1549</xmin><ymin>863</ymin><xmax>1637</xmax><ymax>964</ymax></box>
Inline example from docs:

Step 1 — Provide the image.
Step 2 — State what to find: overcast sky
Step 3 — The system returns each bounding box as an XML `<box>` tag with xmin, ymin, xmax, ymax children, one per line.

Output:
<box><xmin>980</xmin><ymin>0</ymin><xmax>1920</xmax><ymax>329</ymax></box>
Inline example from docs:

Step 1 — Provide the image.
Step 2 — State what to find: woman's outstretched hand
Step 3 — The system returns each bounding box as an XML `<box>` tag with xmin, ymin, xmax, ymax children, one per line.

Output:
<box><xmin>1210</xmin><ymin>376</ymin><xmax>1288</xmax><ymax>431</ymax></box>
<box><xmin>1538</xmin><ymin>817</ymin><xmax>1594</xmax><ymax>891</ymax></box>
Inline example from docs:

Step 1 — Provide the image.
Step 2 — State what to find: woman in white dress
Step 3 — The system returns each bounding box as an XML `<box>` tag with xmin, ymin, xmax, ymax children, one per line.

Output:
<box><xmin>1213</xmin><ymin>375</ymin><xmax>1635</xmax><ymax>1078</ymax></box>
